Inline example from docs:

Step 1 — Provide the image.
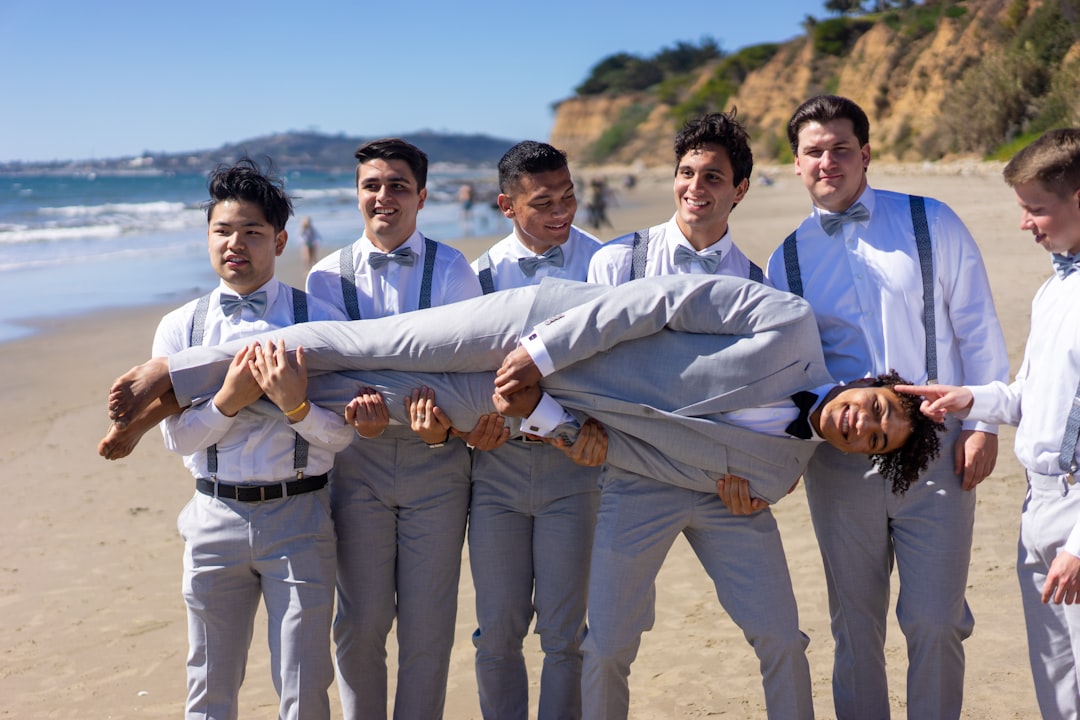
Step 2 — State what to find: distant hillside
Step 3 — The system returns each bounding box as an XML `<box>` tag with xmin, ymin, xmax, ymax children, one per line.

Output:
<box><xmin>551</xmin><ymin>0</ymin><xmax>1080</xmax><ymax>165</ymax></box>
<box><xmin>0</xmin><ymin>130</ymin><xmax>519</xmax><ymax>175</ymax></box>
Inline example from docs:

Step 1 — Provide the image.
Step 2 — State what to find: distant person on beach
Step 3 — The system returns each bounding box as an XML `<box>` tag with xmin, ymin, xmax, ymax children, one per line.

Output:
<box><xmin>304</xmin><ymin>137</ymin><xmax>483</xmax><ymax>720</ymax></box>
<box><xmin>897</xmin><ymin>128</ymin><xmax>1080</xmax><ymax>720</ymax></box>
<box><xmin>458</xmin><ymin>181</ymin><xmax>475</xmax><ymax>236</ymax></box>
<box><xmin>766</xmin><ymin>94</ymin><xmax>1008</xmax><ymax>720</ymax></box>
<box><xmin>468</xmin><ymin>140</ymin><xmax>602</xmax><ymax>717</ymax></box>
<box><xmin>585</xmin><ymin>177</ymin><xmax>612</xmax><ymax>230</ymax></box>
<box><xmin>149</xmin><ymin>157</ymin><xmax>353</xmax><ymax>719</ymax></box>
<box><xmin>298</xmin><ymin>215</ymin><xmax>319</xmax><ymax>268</ymax></box>
<box><xmin>582</xmin><ymin>110</ymin><xmax>811</xmax><ymax>718</ymax></box>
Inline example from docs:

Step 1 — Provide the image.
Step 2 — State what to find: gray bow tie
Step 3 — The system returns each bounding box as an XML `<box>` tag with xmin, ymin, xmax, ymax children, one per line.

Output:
<box><xmin>820</xmin><ymin>202</ymin><xmax>870</xmax><ymax>236</ymax></box>
<box><xmin>1052</xmin><ymin>253</ymin><xmax>1080</xmax><ymax>279</ymax></box>
<box><xmin>368</xmin><ymin>247</ymin><xmax>417</xmax><ymax>269</ymax></box>
<box><xmin>673</xmin><ymin>245</ymin><xmax>722</xmax><ymax>273</ymax></box>
<box><xmin>518</xmin><ymin>245</ymin><xmax>564</xmax><ymax>277</ymax></box>
<box><xmin>220</xmin><ymin>290</ymin><xmax>268</xmax><ymax>318</ymax></box>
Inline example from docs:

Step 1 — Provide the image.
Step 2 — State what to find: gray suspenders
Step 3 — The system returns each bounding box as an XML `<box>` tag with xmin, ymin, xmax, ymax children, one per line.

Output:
<box><xmin>1060</xmin><ymin>382</ymin><xmax>1080</xmax><ymax>479</ymax></box>
<box><xmin>908</xmin><ymin>196</ymin><xmax>938</xmax><ymax>383</ymax></box>
<box><xmin>629</xmin><ymin>228</ymin><xmax>650</xmax><ymax>281</ymax></box>
<box><xmin>476</xmin><ymin>250</ymin><xmax>496</xmax><ymax>295</ymax></box>
<box><xmin>782</xmin><ymin>195</ymin><xmax>937</xmax><ymax>383</ymax></box>
<box><xmin>629</xmin><ymin>227</ymin><xmax>764</xmax><ymax>283</ymax></box>
<box><xmin>191</xmin><ymin>288</ymin><xmax>310</xmax><ymax>479</ymax></box>
<box><xmin>339</xmin><ymin>237</ymin><xmax>440</xmax><ymax>317</ymax></box>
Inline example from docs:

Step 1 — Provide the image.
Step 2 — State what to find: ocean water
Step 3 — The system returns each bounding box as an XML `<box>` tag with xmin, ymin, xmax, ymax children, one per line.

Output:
<box><xmin>0</xmin><ymin>169</ymin><xmax>506</xmax><ymax>343</ymax></box>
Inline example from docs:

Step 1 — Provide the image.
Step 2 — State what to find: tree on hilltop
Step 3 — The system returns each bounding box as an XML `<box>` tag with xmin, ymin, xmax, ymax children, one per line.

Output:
<box><xmin>825</xmin><ymin>0</ymin><xmax>865</xmax><ymax>14</ymax></box>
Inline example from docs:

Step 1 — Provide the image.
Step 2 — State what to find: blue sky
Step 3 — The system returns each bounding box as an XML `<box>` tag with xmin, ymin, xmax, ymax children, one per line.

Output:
<box><xmin>0</xmin><ymin>0</ymin><xmax>826</xmax><ymax>163</ymax></box>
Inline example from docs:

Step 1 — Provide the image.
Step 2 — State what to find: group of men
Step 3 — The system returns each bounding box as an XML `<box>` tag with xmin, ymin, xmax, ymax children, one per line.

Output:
<box><xmin>100</xmin><ymin>92</ymin><xmax>1080</xmax><ymax>720</ymax></box>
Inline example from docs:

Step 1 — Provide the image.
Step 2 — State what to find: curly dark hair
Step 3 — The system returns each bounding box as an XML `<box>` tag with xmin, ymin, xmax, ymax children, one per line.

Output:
<box><xmin>673</xmin><ymin>108</ymin><xmax>754</xmax><ymax>188</ymax></box>
<box><xmin>867</xmin><ymin>370</ymin><xmax>944</xmax><ymax>494</ymax></box>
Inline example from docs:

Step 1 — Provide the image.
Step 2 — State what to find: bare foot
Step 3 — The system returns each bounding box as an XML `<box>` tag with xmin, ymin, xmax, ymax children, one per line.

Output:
<box><xmin>99</xmin><ymin>391</ymin><xmax>182</xmax><ymax>459</ymax></box>
<box><xmin>98</xmin><ymin>422</ymin><xmax>143</xmax><ymax>460</ymax></box>
<box><xmin>108</xmin><ymin>357</ymin><xmax>170</xmax><ymax>427</ymax></box>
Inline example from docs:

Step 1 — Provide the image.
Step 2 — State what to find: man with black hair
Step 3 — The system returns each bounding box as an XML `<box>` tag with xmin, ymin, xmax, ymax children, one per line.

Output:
<box><xmin>305</xmin><ymin>137</ymin><xmax>483</xmax><ymax>720</ymax></box>
<box><xmin>588</xmin><ymin>109</ymin><xmax>765</xmax><ymax>284</ymax></box>
<box><xmin>468</xmin><ymin>140</ymin><xmax>602</xmax><ymax>718</ymax></box>
<box><xmin>144</xmin><ymin>158</ymin><xmax>354</xmax><ymax>720</ymax></box>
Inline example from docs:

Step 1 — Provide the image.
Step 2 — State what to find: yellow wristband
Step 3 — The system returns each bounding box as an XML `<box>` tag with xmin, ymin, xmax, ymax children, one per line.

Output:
<box><xmin>284</xmin><ymin>399</ymin><xmax>310</xmax><ymax>418</ymax></box>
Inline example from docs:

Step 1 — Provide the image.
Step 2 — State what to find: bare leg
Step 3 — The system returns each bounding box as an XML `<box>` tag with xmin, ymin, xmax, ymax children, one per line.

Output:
<box><xmin>99</xmin><ymin>391</ymin><xmax>182</xmax><ymax>460</ymax></box>
<box><xmin>107</xmin><ymin>357</ymin><xmax>172</xmax><ymax>427</ymax></box>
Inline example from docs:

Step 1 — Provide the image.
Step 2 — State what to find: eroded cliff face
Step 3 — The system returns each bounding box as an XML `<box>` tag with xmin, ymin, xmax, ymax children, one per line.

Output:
<box><xmin>549</xmin><ymin>0</ymin><xmax>1029</xmax><ymax>166</ymax></box>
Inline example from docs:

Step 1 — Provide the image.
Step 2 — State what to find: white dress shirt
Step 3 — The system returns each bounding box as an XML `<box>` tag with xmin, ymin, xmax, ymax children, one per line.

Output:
<box><xmin>153</xmin><ymin>278</ymin><xmax>354</xmax><ymax>483</ymax></box>
<box><xmin>969</xmin><ymin>269</ymin><xmax>1080</xmax><ymax>479</ymax></box>
<box><xmin>472</xmin><ymin>225</ymin><xmax>601</xmax><ymax>290</ymax></box>
<box><xmin>766</xmin><ymin>186</ymin><xmax>1009</xmax><ymax>432</ymax></box>
<box><xmin>306</xmin><ymin>230</ymin><xmax>482</xmax><ymax>318</ymax></box>
<box><xmin>588</xmin><ymin>214</ymin><xmax>766</xmax><ymax>285</ymax></box>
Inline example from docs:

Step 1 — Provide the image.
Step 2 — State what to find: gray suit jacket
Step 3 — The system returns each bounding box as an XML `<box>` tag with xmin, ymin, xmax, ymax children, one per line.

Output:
<box><xmin>169</xmin><ymin>275</ymin><xmax>833</xmax><ymax>503</ymax></box>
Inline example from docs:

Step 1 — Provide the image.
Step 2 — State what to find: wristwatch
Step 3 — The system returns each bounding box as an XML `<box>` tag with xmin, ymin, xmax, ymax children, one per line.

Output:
<box><xmin>427</xmin><ymin>428</ymin><xmax>451</xmax><ymax>449</ymax></box>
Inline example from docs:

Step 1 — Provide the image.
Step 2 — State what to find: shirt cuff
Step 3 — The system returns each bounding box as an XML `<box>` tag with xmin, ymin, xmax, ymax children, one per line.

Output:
<box><xmin>966</xmin><ymin>385</ymin><xmax>995</xmax><ymax>423</ymax></box>
<box><xmin>519</xmin><ymin>392</ymin><xmax>573</xmax><ymax>437</ymax></box>
<box><xmin>519</xmin><ymin>331</ymin><xmax>556</xmax><ymax>377</ymax></box>
<box><xmin>961</xmin><ymin>419</ymin><xmax>997</xmax><ymax>434</ymax></box>
<box><xmin>198</xmin><ymin>398</ymin><xmax>235</xmax><ymax>431</ymax></box>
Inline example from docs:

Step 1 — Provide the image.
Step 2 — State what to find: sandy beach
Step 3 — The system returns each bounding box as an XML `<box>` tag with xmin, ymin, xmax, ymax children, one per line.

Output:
<box><xmin>0</xmin><ymin>161</ymin><xmax>1048</xmax><ymax>718</ymax></box>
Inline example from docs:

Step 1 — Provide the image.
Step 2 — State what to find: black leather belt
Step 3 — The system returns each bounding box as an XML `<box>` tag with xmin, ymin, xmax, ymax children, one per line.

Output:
<box><xmin>196</xmin><ymin>474</ymin><xmax>328</xmax><ymax>502</ymax></box>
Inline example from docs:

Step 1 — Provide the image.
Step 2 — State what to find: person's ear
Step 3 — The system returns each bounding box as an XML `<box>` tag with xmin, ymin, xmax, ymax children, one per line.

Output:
<box><xmin>733</xmin><ymin>177</ymin><xmax>749</xmax><ymax>204</ymax></box>
<box><xmin>497</xmin><ymin>194</ymin><xmax>514</xmax><ymax>219</ymax></box>
<box><xmin>275</xmin><ymin>229</ymin><xmax>288</xmax><ymax>257</ymax></box>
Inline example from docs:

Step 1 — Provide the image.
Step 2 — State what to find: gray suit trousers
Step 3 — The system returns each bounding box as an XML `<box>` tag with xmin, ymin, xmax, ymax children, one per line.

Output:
<box><xmin>581</xmin><ymin>466</ymin><xmax>813</xmax><ymax>719</ymax></box>
<box><xmin>804</xmin><ymin>420</ymin><xmax>972</xmax><ymax>720</ymax></box>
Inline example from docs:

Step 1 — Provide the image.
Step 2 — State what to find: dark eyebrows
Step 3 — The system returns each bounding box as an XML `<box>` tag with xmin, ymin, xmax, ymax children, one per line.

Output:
<box><xmin>360</xmin><ymin>173</ymin><xmax>413</xmax><ymax>187</ymax></box>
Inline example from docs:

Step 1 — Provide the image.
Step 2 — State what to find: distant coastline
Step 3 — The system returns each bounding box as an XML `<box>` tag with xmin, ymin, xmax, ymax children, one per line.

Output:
<box><xmin>0</xmin><ymin>129</ymin><xmax>519</xmax><ymax>176</ymax></box>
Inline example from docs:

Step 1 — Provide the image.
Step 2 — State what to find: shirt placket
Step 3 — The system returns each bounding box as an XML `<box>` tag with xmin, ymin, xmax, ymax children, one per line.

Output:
<box><xmin>844</xmin><ymin>230</ymin><xmax>888</xmax><ymax>373</ymax></box>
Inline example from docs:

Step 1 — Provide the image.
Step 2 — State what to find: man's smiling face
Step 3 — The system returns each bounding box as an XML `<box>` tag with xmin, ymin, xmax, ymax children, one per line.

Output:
<box><xmin>672</xmin><ymin>143</ymin><xmax>748</xmax><ymax>248</ymax></box>
<box><xmin>357</xmin><ymin>158</ymin><xmax>426</xmax><ymax>251</ymax></box>
<box><xmin>499</xmin><ymin>165</ymin><xmax>577</xmax><ymax>254</ymax></box>
<box><xmin>815</xmin><ymin>382</ymin><xmax>912</xmax><ymax>455</ymax></box>
<box><xmin>794</xmin><ymin>118</ymin><xmax>870</xmax><ymax>214</ymax></box>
